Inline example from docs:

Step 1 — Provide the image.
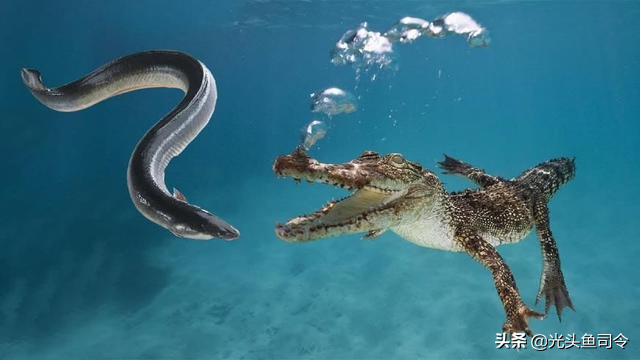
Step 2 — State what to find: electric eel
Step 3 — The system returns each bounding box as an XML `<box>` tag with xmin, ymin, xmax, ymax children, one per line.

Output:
<box><xmin>21</xmin><ymin>50</ymin><xmax>240</xmax><ymax>240</ymax></box>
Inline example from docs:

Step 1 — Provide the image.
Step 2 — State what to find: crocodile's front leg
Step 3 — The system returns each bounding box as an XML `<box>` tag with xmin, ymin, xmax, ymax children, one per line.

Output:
<box><xmin>437</xmin><ymin>154</ymin><xmax>505</xmax><ymax>187</ymax></box>
<box><xmin>455</xmin><ymin>228</ymin><xmax>545</xmax><ymax>336</ymax></box>
<box><xmin>533</xmin><ymin>199</ymin><xmax>575</xmax><ymax>320</ymax></box>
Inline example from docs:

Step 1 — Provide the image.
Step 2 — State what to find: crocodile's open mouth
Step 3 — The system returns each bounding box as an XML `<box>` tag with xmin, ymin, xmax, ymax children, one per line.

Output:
<box><xmin>273</xmin><ymin>147</ymin><xmax>425</xmax><ymax>242</ymax></box>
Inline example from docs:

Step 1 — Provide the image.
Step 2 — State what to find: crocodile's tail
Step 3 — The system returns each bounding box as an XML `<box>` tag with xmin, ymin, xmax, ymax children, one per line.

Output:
<box><xmin>514</xmin><ymin>157</ymin><xmax>576</xmax><ymax>199</ymax></box>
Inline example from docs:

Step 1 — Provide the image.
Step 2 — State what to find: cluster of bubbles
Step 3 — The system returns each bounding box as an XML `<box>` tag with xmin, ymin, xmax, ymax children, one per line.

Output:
<box><xmin>330</xmin><ymin>22</ymin><xmax>396</xmax><ymax>71</ymax></box>
<box><xmin>301</xmin><ymin>87</ymin><xmax>358</xmax><ymax>150</ymax></box>
<box><xmin>330</xmin><ymin>12</ymin><xmax>491</xmax><ymax>75</ymax></box>
<box><xmin>299</xmin><ymin>12</ymin><xmax>489</xmax><ymax>150</ymax></box>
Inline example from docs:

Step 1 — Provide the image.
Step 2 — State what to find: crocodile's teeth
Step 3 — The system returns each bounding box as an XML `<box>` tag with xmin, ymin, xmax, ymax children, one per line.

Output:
<box><xmin>363</xmin><ymin>185</ymin><xmax>398</xmax><ymax>194</ymax></box>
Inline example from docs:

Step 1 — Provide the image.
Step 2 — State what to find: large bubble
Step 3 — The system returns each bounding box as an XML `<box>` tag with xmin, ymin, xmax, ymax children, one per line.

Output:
<box><xmin>300</xmin><ymin>120</ymin><xmax>328</xmax><ymax>150</ymax></box>
<box><xmin>310</xmin><ymin>87</ymin><xmax>358</xmax><ymax>117</ymax></box>
<box><xmin>438</xmin><ymin>12</ymin><xmax>491</xmax><ymax>47</ymax></box>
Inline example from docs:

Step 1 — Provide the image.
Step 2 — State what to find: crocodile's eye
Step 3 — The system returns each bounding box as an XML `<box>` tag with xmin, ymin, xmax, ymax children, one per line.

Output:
<box><xmin>389</xmin><ymin>154</ymin><xmax>405</xmax><ymax>167</ymax></box>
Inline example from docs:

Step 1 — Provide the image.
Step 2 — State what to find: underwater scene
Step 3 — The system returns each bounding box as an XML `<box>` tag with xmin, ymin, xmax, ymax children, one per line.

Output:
<box><xmin>1</xmin><ymin>0</ymin><xmax>639</xmax><ymax>359</ymax></box>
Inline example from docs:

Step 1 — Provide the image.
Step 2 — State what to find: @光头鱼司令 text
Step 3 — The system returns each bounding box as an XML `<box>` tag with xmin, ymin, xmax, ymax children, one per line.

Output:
<box><xmin>496</xmin><ymin>333</ymin><xmax>629</xmax><ymax>350</ymax></box>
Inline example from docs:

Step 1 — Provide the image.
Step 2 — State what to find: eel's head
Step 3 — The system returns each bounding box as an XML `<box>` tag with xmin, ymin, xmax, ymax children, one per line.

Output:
<box><xmin>273</xmin><ymin>147</ymin><xmax>442</xmax><ymax>242</ymax></box>
<box><xmin>168</xmin><ymin>208</ymin><xmax>240</xmax><ymax>241</ymax></box>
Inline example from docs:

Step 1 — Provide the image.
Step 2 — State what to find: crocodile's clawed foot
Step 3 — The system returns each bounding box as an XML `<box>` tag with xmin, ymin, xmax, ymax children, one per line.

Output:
<box><xmin>437</xmin><ymin>154</ymin><xmax>471</xmax><ymax>176</ymax></box>
<box><xmin>503</xmin><ymin>305</ymin><xmax>546</xmax><ymax>337</ymax></box>
<box><xmin>536</xmin><ymin>273</ymin><xmax>575</xmax><ymax>321</ymax></box>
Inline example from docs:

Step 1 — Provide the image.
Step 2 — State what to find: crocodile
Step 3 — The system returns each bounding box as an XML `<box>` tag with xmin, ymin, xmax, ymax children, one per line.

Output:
<box><xmin>273</xmin><ymin>147</ymin><xmax>576</xmax><ymax>336</ymax></box>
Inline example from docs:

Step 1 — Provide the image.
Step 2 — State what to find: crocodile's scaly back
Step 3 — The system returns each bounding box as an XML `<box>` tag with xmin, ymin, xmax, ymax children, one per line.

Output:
<box><xmin>513</xmin><ymin>157</ymin><xmax>576</xmax><ymax>200</ymax></box>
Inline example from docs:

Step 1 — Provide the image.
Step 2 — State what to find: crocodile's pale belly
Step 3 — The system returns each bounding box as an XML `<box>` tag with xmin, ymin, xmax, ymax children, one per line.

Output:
<box><xmin>391</xmin><ymin>217</ymin><xmax>457</xmax><ymax>251</ymax></box>
<box><xmin>390</xmin><ymin>217</ymin><xmax>533</xmax><ymax>250</ymax></box>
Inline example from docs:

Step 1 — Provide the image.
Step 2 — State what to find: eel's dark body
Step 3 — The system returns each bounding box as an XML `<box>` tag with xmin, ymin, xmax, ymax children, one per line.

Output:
<box><xmin>22</xmin><ymin>50</ymin><xmax>239</xmax><ymax>240</ymax></box>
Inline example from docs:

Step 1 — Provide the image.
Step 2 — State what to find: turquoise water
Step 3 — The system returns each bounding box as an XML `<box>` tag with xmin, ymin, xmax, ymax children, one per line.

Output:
<box><xmin>1</xmin><ymin>1</ymin><xmax>639</xmax><ymax>359</ymax></box>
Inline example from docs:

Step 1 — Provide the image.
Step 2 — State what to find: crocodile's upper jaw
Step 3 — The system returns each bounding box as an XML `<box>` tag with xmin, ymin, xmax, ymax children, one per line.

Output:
<box><xmin>273</xmin><ymin>147</ymin><xmax>438</xmax><ymax>242</ymax></box>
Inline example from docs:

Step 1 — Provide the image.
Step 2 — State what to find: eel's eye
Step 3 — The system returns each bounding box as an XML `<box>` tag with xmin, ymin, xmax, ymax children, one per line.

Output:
<box><xmin>389</xmin><ymin>154</ymin><xmax>405</xmax><ymax>167</ymax></box>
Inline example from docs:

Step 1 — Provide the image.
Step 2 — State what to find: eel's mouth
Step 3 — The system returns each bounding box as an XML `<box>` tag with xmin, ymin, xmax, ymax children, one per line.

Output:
<box><xmin>273</xmin><ymin>148</ymin><xmax>410</xmax><ymax>242</ymax></box>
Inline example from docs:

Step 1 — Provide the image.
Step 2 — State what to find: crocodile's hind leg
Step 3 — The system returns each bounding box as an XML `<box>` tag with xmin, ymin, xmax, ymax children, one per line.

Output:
<box><xmin>455</xmin><ymin>227</ymin><xmax>545</xmax><ymax>336</ymax></box>
<box><xmin>533</xmin><ymin>199</ymin><xmax>575</xmax><ymax>320</ymax></box>
<box><xmin>438</xmin><ymin>154</ymin><xmax>505</xmax><ymax>187</ymax></box>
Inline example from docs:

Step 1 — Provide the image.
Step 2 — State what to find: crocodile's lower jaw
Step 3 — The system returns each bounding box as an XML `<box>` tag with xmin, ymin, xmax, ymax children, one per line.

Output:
<box><xmin>275</xmin><ymin>188</ymin><xmax>405</xmax><ymax>242</ymax></box>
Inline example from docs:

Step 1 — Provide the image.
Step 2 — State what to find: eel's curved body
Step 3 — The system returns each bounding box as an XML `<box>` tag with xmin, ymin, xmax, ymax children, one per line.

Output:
<box><xmin>22</xmin><ymin>50</ymin><xmax>239</xmax><ymax>240</ymax></box>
